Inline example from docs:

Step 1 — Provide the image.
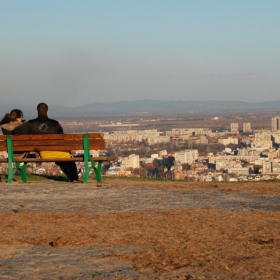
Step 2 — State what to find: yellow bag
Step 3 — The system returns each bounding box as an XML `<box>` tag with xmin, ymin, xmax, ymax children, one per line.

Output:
<box><xmin>40</xmin><ymin>151</ymin><xmax>73</xmax><ymax>159</ymax></box>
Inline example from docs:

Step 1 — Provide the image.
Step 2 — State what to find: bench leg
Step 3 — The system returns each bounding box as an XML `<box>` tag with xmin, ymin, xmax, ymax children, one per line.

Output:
<box><xmin>16</xmin><ymin>162</ymin><xmax>27</xmax><ymax>182</ymax></box>
<box><xmin>83</xmin><ymin>163</ymin><xmax>89</xmax><ymax>184</ymax></box>
<box><xmin>83</xmin><ymin>161</ymin><xmax>102</xmax><ymax>184</ymax></box>
<box><xmin>6</xmin><ymin>136</ymin><xmax>15</xmax><ymax>184</ymax></box>
<box><xmin>95</xmin><ymin>162</ymin><xmax>102</xmax><ymax>183</ymax></box>
<box><xmin>84</xmin><ymin>161</ymin><xmax>102</xmax><ymax>184</ymax></box>
<box><xmin>7</xmin><ymin>162</ymin><xmax>15</xmax><ymax>184</ymax></box>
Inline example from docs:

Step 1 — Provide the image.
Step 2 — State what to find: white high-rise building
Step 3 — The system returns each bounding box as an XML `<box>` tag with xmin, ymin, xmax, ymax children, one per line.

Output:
<box><xmin>230</xmin><ymin>123</ymin><xmax>239</xmax><ymax>133</ymax></box>
<box><xmin>243</xmin><ymin>122</ymin><xmax>251</xmax><ymax>133</ymax></box>
<box><xmin>174</xmin><ymin>149</ymin><xmax>198</xmax><ymax>164</ymax></box>
<box><xmin>271</xmin><ymin>116</ymin><xmax>280</xmax><ymax>132</ymax></box>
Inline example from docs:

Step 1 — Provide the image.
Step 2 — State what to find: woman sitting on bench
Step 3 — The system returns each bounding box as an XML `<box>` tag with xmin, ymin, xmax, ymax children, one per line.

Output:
<box><xmin>0</xmin><ymin>109</ymin><xmax>27</xmax><ymax>159</ymax></box>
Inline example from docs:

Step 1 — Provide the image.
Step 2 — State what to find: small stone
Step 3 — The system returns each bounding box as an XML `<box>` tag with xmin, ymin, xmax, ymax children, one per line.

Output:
<box><xmin>49</xmin><ymin>241</ymin><xmax>59</xmax><ymax>248</ymax></box>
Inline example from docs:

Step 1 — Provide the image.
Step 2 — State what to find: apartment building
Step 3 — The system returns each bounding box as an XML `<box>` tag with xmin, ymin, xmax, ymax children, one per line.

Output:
<box><xmin>217</xmin><ymin>136</ymin><xmax>239</xmax><ymax>145</ymax></box>
<box><xmin>227</xmin><ymin>167</ymin><xmax>250</xmax><ymax>176</ymax></box>
<box><xmin>230</xmin><ymin>123</ymin><xmax>239</xmax><ymax>133</ymax></box>
<box><xmin>216</xmin><ymin>160</ymin><xmax>242</xmax><ymax>170</ymax></box>
<box><xmin>147</xmin><ymin>135</ymin><xmax>170</xmax><ymax>145</ymax></box>
<box><xmin>252</xmin><ymin>132</ymin><xmax>272</xmax><ymax>148</ymax></box>
<box><xmin>174</xmin><ymin>149</ymin><xmax>198</xmax><ymax>164</ymax></box>
<box><xmin>271</xmin><ymin>133</ymin><xmax>280</xmax><ymax>145</ymax></box>
<box><xmin>119</xmin><ymin>154</ymin><xmax>140</xmax><ymax>170</ymax></box>
<box><xmin>107</xmin><ymin>129</ymin><xmax>159</xmax><ymax>142</ymax></box>
<box><xmin>261</xmin><ymin>159</ymin><xmax>272</xmax><ymax>173</ymax></box>
<box><xmin>165</xmin><ymin>128</ymin><xmax>212</xmax><ymax>136</ymax></box>
<box><xmin>237</xmin><ymin>147</ymin><xmax>263</xmax><ymax>157</ymax></box>
<box><xmin>271</xmin><ymin>116</ymin><xmax>280</xmax><ymax>132</ymax></box>
<box><xmin>243</xmin><ymin>122</ymin><xmax>251</xmax><ymax>133</ymax></box>
<box><xmin>272</xmin><ymin>158</ymin><xmax>280</xmax><ymax>173</ymax></box>
<box><xmin>261</xmin><ymin>148</ymin><xmax>279</xmax><ymax>158</ymax></box>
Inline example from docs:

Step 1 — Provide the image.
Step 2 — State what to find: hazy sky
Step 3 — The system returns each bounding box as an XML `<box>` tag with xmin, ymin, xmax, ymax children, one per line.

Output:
<box><xmin>1</xmin><ymin>0</ymin><xmax>280</xmax><ymax>107</ymax></box>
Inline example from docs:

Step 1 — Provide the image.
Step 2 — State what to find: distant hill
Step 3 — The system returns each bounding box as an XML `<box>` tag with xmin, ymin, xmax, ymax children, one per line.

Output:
<box><xmin>1</xmin><ymin>100</ymin><xmax>280</xmax><ymax>119</ymax></box>
<box><xmin>75</xmin><ymin>100</ymin><xmax>280</xmax><ymax>112</ymax></box>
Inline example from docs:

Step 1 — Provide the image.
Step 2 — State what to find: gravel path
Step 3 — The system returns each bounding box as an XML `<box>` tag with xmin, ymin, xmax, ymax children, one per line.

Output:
<box><xmin>1</xmin><ymin>178</ymin><xmax>280</xmax><ymax>279</ymax></box>
<box><xmin>1</xmin><ymin>180</ymin><xmax>280</xmax><ymax>214</ymax></box>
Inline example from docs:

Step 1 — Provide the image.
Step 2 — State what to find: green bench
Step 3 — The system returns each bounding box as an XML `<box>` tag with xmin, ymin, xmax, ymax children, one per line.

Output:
<box><xmin>0</xmin><ymin>133</ymin><xmax>116</xmax><ymax>184</ymax></box>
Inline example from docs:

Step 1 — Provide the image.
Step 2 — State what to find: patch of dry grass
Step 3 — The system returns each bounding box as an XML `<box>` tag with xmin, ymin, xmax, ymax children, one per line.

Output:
<box><xmin>1</xmin><ymin>209</ymin><xmax>280</xmax><ymax>278</ymax></box>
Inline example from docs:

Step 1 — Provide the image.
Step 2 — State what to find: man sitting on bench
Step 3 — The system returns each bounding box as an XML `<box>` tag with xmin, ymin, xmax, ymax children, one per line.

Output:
<box><xmin>13</xmin><ymin>103</ymin><xmax>79</xmax><ymax>182</ymax></box>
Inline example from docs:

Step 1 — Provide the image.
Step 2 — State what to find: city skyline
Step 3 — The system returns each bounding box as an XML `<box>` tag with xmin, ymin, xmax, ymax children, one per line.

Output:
<box><xmin>1</xmin><ymin>1</ymin><xmax>280</xmax><ymax>107</ymax></box>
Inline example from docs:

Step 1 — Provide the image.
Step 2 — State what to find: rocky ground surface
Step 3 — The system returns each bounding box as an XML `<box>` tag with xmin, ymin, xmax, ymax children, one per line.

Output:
<box><xmin>0</xmin><ymin>177</ymin><xmax>280</xmax><ymax>279</ymax></box>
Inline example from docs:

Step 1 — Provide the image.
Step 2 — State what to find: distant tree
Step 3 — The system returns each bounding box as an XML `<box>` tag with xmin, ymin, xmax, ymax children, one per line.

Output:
<box><xmin>102</xmin><ymin>163</ymin><xmax>111</xmax><ymax>175</ymax></box>
<box><xmin>182</xmin><ymin>163</ymin><xmax>191</xmax><ymax>171</ymax></box>
<box><xmin>192</xmin><ymin>144</ymin><xmax>208</xmax><ymax>153</ymax></box>
<box><xmin>227</xmin><ymin>143</ymin><xmax>238</xmax><ymax>150</ymax></box>
<box><xmin>138</xmin><ymin>147</ymin><xmax>149</xmax><ymax>157</ymax></box>
<box><xmin>121</xmin><ymin>149</ymin><xmax>131</xmax><ymax>156</ymax></box>
<box><xmin>205</xmin><ymin>143</ymin><xmax>225</xmax><ymax>154</ymax></box>
<box><xmin>105</xmin><ymin>149</ymin><xmax>115</xmax><ymax>157</ymax></box>
<box><xmin>228</xmin><ymin>172</ymin><xmax>238</xmax><ymax>179</ymax></box>
<box><xmin>132</xmin><ymin>168</ymin><xmax>140</xmax><ymax>177</ymax></box>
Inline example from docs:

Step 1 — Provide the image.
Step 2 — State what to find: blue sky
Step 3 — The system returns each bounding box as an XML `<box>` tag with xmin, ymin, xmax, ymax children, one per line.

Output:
<box><xmin>1</xmin><ymin>0</ymin><xmax>280</xmax><ymax>107</ymax></box>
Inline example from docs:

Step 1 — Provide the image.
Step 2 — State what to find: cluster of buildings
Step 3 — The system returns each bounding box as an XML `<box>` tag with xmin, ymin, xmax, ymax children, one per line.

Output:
<box><xmin>103</xmin><ymin>121</ymin><xmax>254</xmax><ymax>146</ymax></box>
<box><xmin>230</xmin><ymin>122</ymin><xmax>251</xmax><ymax>133</ymax></box>
<box><xmin>2</xmin><ymin>116</ymin><xmax>280</xmax><ymax>182</ymax></box>
<box><xmin>105</xmin><ymin>117</ymin><xmax>280</xmax><ymax>181</ymax></box>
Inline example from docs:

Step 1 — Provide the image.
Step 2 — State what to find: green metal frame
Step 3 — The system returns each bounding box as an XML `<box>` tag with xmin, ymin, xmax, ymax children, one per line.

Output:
<box><xmin>6</xmin><ymin>136</ymin><xmax>15</xmax><ymax>183</ymax></box>
<box><xmin>5</xmin><ymin>134</ymin><xmax>103</xmax><ymax>184</ymax></box>
<box><xmin>82</xmin><ymin>134</ymin><xmax>102</xmax><ymax>184</ymax></box>
<box><xmin>6</xmin><ymin>136</ymin><xmax>28</xmax><ymax>183</ymax></box>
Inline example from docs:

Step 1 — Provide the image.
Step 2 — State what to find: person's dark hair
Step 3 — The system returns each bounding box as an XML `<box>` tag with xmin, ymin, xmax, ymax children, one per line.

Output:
<box><xmin>10</xmin><ymin>109</ymin><xmax>23</xmax><ymax>121</ymax></box>
<box><xmin>0</xmin><ymin>109</ymin><xmax>23</xmax><ymax>125</ymax></box>
<box><xmin>37</xmin><ymin>103</ymin><xmax>48</xmax><ymax>115</ymax></box>
<box><xmin>0</xmin><ymin>113</ymin><xmax>12</xmax><ymax>125</ymax></box>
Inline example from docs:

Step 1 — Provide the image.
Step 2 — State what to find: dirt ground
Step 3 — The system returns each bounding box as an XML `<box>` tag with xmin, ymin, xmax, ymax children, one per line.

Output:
<box><xmin>1</xmin><ymin>179</ymin><xmax>280</xmax><ymax>279</ymax></box>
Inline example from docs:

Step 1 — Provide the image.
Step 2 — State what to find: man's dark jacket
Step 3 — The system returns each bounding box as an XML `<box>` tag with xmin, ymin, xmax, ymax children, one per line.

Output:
<box><xmin>13</xmin><ymin>115</ymin><xmax>63</xmax><ymax>135</ymax></box>
<box><xmin>12</xmin><ymin>114</ymin><xmax>78</xmax><ymax>181</ymax></box>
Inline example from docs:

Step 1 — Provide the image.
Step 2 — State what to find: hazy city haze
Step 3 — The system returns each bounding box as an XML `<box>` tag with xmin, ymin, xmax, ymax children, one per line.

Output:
<box><xmin>1</xmin><ymin>0</ymin><xmax>280</xmax><ymax>107</ymax></box>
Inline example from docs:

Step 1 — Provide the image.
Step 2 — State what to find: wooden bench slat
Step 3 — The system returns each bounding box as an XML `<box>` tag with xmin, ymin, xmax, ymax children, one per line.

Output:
<box><xmin>11</xmin><ymin>139</ymin><xmax>105</xmax><ymax>146</ymax></box>
<box><xmin>0</xmin><ymin>156</ymin><xmax>117</xmax><ymax>163</ymax></box>
<box><xmin>12</xmin><ymin>144</ymin><xmax>106</xmax><ymax>152</ymax></box>
<box><xmin>9</xmin><ymin>133</ymin><xmax>104</xmax><ymax>140</ymax></box>
<box><xmin>1</xmin><ymin>146</ymin><xmax>106</xmax><ymax>152</ymax></box>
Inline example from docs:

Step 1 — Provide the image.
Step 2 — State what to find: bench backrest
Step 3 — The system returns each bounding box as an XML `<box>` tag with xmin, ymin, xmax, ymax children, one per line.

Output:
<box><xmin>0</xmin><ymin>133</ymin><xmax>105</xmax><ymax>152</ymax></box>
